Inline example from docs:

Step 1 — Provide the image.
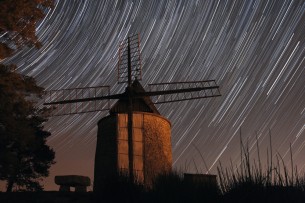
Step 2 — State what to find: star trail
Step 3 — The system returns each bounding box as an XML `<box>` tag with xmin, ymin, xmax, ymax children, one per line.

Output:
<box><xmin>2</xmin><ymin>0</ymin><xmax>305</xmax><ymax>190</ymax></box>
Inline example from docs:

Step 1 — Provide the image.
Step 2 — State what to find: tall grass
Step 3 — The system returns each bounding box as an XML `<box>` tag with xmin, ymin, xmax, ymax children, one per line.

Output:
<box><xmin>217</xmin><ymin>131</ymin><xmax>305</xmax><ymax>202</ymax></box>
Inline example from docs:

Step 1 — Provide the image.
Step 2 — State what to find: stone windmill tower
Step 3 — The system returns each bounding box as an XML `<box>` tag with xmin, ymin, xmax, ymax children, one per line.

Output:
<box><xmin>94</xmin><ymin>79</ymin><xmax>172</xmax><ymax>188</ymax></box>
<box><xmin>44</xmin><ymin>34</ymin><xmax>221</xmax><ymax>191</ymax></box>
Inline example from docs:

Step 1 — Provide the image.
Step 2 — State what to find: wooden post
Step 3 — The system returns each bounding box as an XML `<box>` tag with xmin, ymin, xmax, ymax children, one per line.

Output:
<box><xmin>127</xmin><ymin>37</ymin><xmax>134</xmax><ymax>183</ymax></box>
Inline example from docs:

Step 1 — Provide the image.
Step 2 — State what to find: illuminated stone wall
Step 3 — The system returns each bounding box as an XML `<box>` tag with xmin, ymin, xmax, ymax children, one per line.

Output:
<box><xmin>142</xmin><ymin>113</ymin><xmax>172</xmax><ymax>185</ymax></box>
<box><xmin>94</xmin><ymin>112</ymin><xmax>172</xmax><ymax>190</ymax></box>
<box><xmin>117</xmin><ymin>113</ymin><xmax>145</xmax><ymax>182</ymax></box>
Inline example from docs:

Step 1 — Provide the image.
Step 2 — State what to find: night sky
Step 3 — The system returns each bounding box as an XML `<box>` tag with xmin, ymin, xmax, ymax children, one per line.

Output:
<box><xmin>1</xmin><ymin>0</ymin><xmax>305</xmax><ymax>191</ymax></box>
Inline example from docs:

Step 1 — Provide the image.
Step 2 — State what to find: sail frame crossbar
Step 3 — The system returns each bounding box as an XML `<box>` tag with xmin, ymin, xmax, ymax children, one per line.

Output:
<box><xmin>148</xmin><ymin>80</ymin><xmax>221</xmax><ymax>103</ymax></box>
<box><xmin>44</xmin><ymin>86</ymin><xmax>110</xmax><ymax>116</ymax></box>
<box><xmin>118</xmin><ymin>33</ymin><xmax>142</xmax><ymax>84</ymax></box>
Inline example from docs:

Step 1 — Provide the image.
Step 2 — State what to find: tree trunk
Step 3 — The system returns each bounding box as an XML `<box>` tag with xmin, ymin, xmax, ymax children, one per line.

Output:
<box><xmin>6</xmin><ymin>179</ymin><xmax>14</xmax><ymax>192</ymax></box>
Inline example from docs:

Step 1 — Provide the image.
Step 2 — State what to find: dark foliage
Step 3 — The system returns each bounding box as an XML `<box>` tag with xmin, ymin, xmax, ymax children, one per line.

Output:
<box><xmin>94</xmin><ymin>171</ymin><xmax>146</xmax><ymax>203</ymax></box>
<box><xmin>0</xmin><ymin>64</ymin><xmax>55</xmax><ymax>192</ymax></box>
<box><xmin>93</xmin><ymin>171</ymin><xmax>220</xmax><ymax>203</ymax></box>
<box><xmin>222</xmin><ymin>184</ymin><xmax>305</xmax><ymax>203</ymax></box>
<box><xmin>0</xmin><ymin>0</ymin><xmax>54</xmax><ymax>59</ymax></box>
<box><xmin>148</xmin><ymin>172</ymin><xmax>220</xmax><ymax>203</ymax></box>
<box><xmin>217</xmin><ymin>133</ymin><xmax>305</xmax><ymax>203</ymax></box>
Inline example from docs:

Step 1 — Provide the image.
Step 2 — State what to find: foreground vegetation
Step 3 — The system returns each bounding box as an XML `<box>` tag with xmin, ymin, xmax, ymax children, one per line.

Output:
<box><xmin>93</xmin><ymin>168</ymin><xmax>305</xmax><ymax>203</ymax></box>
<box><xmin>1</xmin><ymin>161</ymin><xmax>304</xmax><ymax>202</ymax></box>
<box><xmin>1</xmin><ymin>136</ymin><xmax>305</xmax><ymax>202</ymax></box>
<box><xmin>0</xmin><ymin>0</ymin><xmax>56</xmax><ymax>192</ymax></box>
<box><xmin>94</xmin><ymin>136</ymin><xmax>305</xmax><ymax>202</ymax></box>
<box><xmin>216</xmin><ymin>141</ymin><xmax>305</xmax><ymax>203</ymax></box>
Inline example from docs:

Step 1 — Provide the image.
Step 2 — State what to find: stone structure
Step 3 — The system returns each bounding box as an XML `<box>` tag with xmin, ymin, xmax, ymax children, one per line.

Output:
<box><xmin>55</xmin><ymin>175</ymin><xmax>91</xmax><ymax>192</ymax></box>
<box><xmin>94</xmin><ymin>80</ymin><xmax>172</xmax><ymax>190</ymax></box>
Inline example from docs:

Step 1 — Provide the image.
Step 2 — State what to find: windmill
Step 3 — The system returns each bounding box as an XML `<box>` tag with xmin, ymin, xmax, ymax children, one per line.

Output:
<box><xmin>44</xmin><ymin>34</ymin><xmax>221</xmax><ymax>190</ymax></box>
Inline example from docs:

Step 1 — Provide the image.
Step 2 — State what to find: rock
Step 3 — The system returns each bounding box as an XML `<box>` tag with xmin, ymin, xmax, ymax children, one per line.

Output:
<box><xmin>55</xmin><ymin>175</ymin><xmax>91</xmax><ymax>192</ymax></box>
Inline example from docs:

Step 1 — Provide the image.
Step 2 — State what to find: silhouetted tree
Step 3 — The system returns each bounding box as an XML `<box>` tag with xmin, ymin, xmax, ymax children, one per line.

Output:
<box><xmin>0</xmin><ymin>64</ymin><xmax>55</xmax><ymax>192</ymax></box>
<box><xmin>0</xmin><ymin>0</ymin><xmax>55</xmax><ymax>192</ymax></box>
<box><xmin>0</xmin><ymin>0</ymin><xmax>53</xmax><ymax>59</ymax></box>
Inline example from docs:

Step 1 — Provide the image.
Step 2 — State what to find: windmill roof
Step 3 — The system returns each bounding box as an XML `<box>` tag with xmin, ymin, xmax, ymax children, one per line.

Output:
<box><xmin>109</xmin><ymin>80</ymin><xmax>160</xmax><ymax>115</ymax></box>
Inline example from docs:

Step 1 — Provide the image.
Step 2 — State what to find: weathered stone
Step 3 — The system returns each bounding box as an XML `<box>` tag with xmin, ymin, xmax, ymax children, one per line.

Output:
<box><xmin>143</xmin><ymin>113</ymin><xmax>172</xmax><ymax>186</ymax></box>
<box><xmin>94</xmin><ymin>112</ymin><xmax>172</xmax><ymax>190</ymax></box>
<box><xmin>55</xmin><ymin>175</ymin><xmax>91</xmax><ymax>192</ymax></box>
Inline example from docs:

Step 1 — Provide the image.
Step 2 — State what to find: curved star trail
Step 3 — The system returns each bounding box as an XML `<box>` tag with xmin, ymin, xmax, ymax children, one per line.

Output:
<box><xmin>2</xmin><ymin>0</ymin><xmax>305</xmax><ymax>190</ymax></box>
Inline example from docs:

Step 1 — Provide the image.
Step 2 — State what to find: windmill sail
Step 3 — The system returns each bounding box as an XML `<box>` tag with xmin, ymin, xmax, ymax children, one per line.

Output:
<box><xmin>44</xmin><ymin>86</ymin><xmax>110</xmax><ymax>116</ymax></box>
<box><xmin>118</xmin><ymin>34</ymin><xmax>142</xmax><ymax>83</ymax></box>
<box><xmin>147</xmin><ymin>80</ymin><xmax>221</xmax><ymax>104</ymax></box>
